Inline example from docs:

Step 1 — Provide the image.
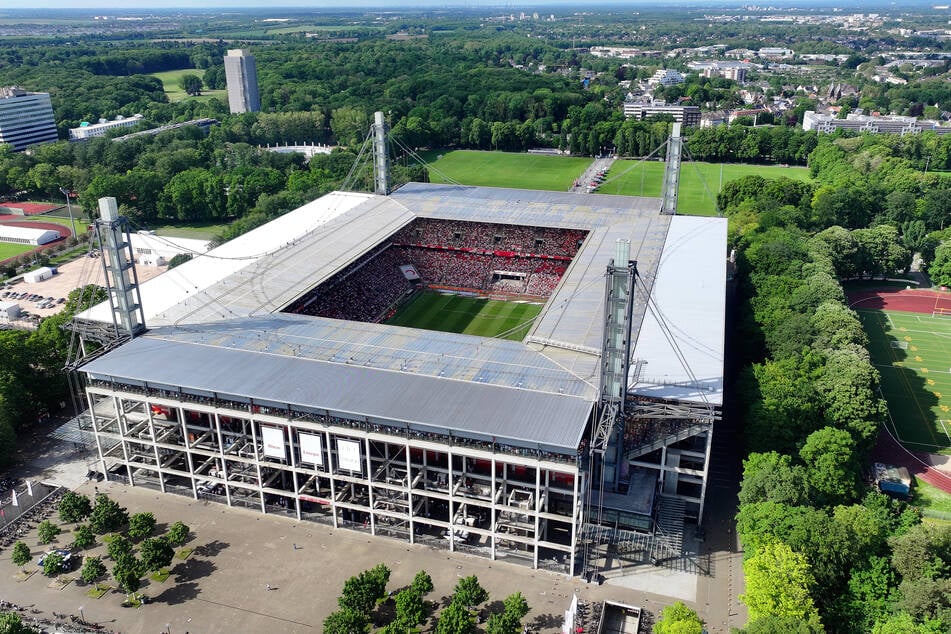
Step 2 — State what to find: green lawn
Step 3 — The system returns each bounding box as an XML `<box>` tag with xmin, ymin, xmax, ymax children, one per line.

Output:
<box><xmin>149</xmin><ymin>222</ymin><xmax>231</xmax><ymax>241</ymax></box>
<box><xmin>149</xmin><ymin>68</ymin><xmax>227</xmax><ymax>103</ymax></box>
<box><xmin>425</xmin><ymin>150</ymin><xmax>592</xmax><ymax>191</ymax></box>
<box><xmin>386</xmin><ymin>291</ymin><xmax>543</xmax><ymax>340</ymax></box>
<box><xmin>858</xmin><ymin>309</ymin><xmax>951</xmax><ymax>454</ymax></box>
<box><xmin>597</xmin><ymin>160</ymin><xmax>812</xmax><ymax>216</ymax></box>
<box><xmin>0</xmin><ymin>242</ymin><xmax>34</xmax><ymax>261</ymax></box>
<box><xmin>910</xmin><ymin>477</ymin><xmax>951</xmax><ymax>523</ymax></box>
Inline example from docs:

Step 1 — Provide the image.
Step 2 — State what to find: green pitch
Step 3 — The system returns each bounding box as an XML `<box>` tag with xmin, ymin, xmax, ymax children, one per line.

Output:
<box><xmin>859</xmin><ymin>309</ymin><xmax>951</xmax><ymax>454</ymax></box>
<box><xmin>0</xmin><ymin>242</ymin><xmax>35</xmax><ymax>261</ymax></box>
<box><xmin>386</xmin><ymin>291</ymin><xmax>543</xmax><ymax>340</ymax></box>
<box><xmin>425</xmin><ymin>150</ymin><xmax>592</xmax><ymax>191</ymax></box>
<box><xmin>597</xmin><ymin>160</ymin><xmax>812</xmax><ymax>216</ymax></box>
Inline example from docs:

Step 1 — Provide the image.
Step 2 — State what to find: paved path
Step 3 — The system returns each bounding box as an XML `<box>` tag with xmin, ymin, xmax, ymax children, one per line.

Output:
<box><xmin>570</xmin><ymin>157</ymin><xmax>615</xmax><ymax>193</ymax></box>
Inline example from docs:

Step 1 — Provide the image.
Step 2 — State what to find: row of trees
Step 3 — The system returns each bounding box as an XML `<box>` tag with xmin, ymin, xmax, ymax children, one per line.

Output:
<box><xmin>323</xmin><ymin>565</ymin><xmax>530</xmax><ymax>634</ymax></box>
<box><xmin>11</xmin><ymin>492</ymin><xmax>191</xmax><ymax>603</ymax></box>
<box><xmin>730</xmin><ymin>154</ymin><xmax>950</xmax><ymax>631</ymax></box>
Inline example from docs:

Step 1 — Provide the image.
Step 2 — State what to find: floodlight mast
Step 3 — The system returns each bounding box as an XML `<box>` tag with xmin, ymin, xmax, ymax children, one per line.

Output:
<box><xmin>372</xmin><ymin>111</ymin><xmax>390</xmax><ymax>195</ymax></box>
<box><xmin>94</xmin><ymin>196</ymin><xmax>146</xmax><ymax>339</ymax></box>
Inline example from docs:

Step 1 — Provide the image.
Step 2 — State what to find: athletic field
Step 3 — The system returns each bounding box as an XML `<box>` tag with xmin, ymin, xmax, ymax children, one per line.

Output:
<box><xmin>597</xmin><ymin>160</ymin><xmax>812</xmax><ymax>216</ymax></box>
<box><xmin>386</xmin><ymin>291</ymin><xmax>543</xmax><ymax>340</ymax></box>
<box><xmin>859</xmin><ymin>309</ymin><xmax>951</xmax><ymax>454</ymax></box>
<box><xmin>425</xmin><ymin>150</ymin><xmax>592</xmax><ymax>191</ymax></box>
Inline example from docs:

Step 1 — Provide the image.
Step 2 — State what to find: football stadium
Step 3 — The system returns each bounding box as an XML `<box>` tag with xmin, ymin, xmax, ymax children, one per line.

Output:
<box><xmin>71</xmin><ymin>136</ymin><xmax>726</xmax><ymax>576</ymax></box>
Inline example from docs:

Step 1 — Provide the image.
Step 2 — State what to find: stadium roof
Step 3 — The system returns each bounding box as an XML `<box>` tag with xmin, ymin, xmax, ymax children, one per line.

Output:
<box><xmin>78</xmin><ymin>183</ymin><xmax>726</xmax><ymax>448</ymax></box>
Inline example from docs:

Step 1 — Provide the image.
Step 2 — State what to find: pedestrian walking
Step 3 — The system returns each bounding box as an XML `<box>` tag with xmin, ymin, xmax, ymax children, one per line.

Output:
<box><xmin>266</xmin><ymin>583</ymin><xmax>271</xmax><ymax>591</ymax></box>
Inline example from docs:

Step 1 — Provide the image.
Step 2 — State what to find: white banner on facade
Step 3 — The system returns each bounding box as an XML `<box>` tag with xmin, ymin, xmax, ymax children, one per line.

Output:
<box><xmin>261</xmin><ymin>426</ymin><xmax>286</xmax><ymax>460</ymax></box>
<box><xmin>337</xmin><ymin>438</ymin><xmax>362</xmax><ymax>472</ymax></box>
<box><xmin>299</xmin><ymin>432</ymin><xmax>323</xmax><ymax>467</ymax></box>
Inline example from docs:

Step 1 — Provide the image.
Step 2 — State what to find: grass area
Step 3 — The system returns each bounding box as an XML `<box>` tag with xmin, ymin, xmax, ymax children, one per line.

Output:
<box><xmin>87</xmin><ymin>583</ymin><xmax>110</xmax><ymax>598</ymax></box>
<box><xmin>597</xmin><ymin>160</ymin><xmax>812</xmax><ymax>216</ymax></box>
<box><xmin>910</xmin><ymin>477</ymin><xmax>951</xmax><ymax>522</ymax></box>
<box><xmin>386</xmin><ymin>291</ymin><xmax>543</xmax><ymax>340</ymax></box>
<box><xmin>150</xmin><ymin>569</ymin><xmax>171</xmax><ymax>583</ymax></box>
<box><xmin>0</xmin><ymin>242</ymin><xmax>35</xmax><ymax>261</ymax></box>
<box><xmin>424</xmin><ymin>150</ymin><xmax>592</xmax><ymax>191</ymax></box>
<box><xmin>149</xmin><ymin>68</ymin><xmax>227</xmax><ymax>103</ymax></box>
<box><xmin>149</xmin><ymin>222</ymin><xmax>230</xmax><ymax>241</ymax></box>
<box><xmin>858</xmin><ymin>309</ymin><xmax>951</xmax><ymax>454</ymax></box>
<box><xmin>175</xmin><ymin>547</ymin><xmax>193</xmax><ymax>560</ymax></box>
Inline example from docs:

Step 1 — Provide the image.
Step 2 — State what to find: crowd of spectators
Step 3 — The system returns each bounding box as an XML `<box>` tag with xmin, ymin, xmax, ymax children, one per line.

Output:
<box><xmin>392</xmin><ymin>218</ymin><xmax>587</xmax><ymax>258</ymax></box>
<box><xmin>286</xmin><ymin>219</ymin><xmax>585</xmax><ymax>323</ymax></box>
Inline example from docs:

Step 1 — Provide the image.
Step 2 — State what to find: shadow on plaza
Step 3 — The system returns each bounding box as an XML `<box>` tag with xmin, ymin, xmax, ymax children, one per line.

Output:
<box><xmin>193</xmin><ymin>539</ymin><xmax>229</xmax><ymax>557</ymax></box>
<box><xmin>172</xmin><ymin>557</ymin><xmax>217</xmax><ymax>582</ymax></box>
<box><xmin>151</xmin><ymin>581</ymin><xmax>200</xmax><ymax>605</ymax></box>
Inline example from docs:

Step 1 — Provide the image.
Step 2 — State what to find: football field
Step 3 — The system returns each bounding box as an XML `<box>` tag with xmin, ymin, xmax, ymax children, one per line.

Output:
<box><xmin>859</xmin><ymin>309</ymin><xmax>951</xmax><ymax>454</ymax></box>
<box><xmin>597</xmin><ymin>160</ymin><xmax>811</xmax><ymax>216</ymax></box>
<box><xmin>424</xmin><ymin>150</ymin><xmax>592</xmax><ymax>191</ymax></box>
<box><xmin>386</xmin><ymin>291</ymin><xmax>543</xmax><ymax>340</ymax></box>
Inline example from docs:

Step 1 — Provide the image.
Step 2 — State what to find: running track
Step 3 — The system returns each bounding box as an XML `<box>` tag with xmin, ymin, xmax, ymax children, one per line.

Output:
<box><xmin>847</xmin><ymin>287</ymin><xmax>951</xmax><ymax>495</ymax></box>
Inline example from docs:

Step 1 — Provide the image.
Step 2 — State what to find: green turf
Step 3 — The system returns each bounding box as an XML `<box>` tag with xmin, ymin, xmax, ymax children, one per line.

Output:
<box><xmin>149</xmin><ymin>68</ymin><xmax>227</xmax><ymax>103</ymax></box>
<box><xmin>597</xmin><ymin>160</ymin><xmax>812</xmax><ymax>216</ymax></box>
<box><xmin>150</xmin><ymin>222</ymin><xmax>232</xmax><ymax>241</ymax></box>
<box><xmin>386</xmin><ymin>291</ymin><xmax>543</xmax><ymax>340</ymax></box>
<box><xmin>858</xmin><ymin>309</ymin><xmax>951</xmax><ymax>454</ymax></box>
<box><xmin>910</xmin><ymin>477</ymin><xmax>951</xmax><ymax>522</ymax></box>
<box><xmin>425</xmin><ymin>150</ymin><xmax>592</xmax><ymax>191</ymax></box>
<box><xmin>0</xmin><ymin>242</ymin><xmax>35</xmax><ymax>261</ymax></box>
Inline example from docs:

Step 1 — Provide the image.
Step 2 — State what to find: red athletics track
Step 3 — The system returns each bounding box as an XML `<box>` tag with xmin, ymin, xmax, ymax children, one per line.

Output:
<box><xmin>846</xmin><ymin>286</ymin><xmax>951</xmax><ymax>495</ymax></box>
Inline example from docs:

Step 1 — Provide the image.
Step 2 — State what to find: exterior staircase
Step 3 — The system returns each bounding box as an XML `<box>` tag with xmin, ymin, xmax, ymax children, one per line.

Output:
<box><xmin>651</xmin><ymin>496</ymin><xmax>685</xmax><ymax>562</ymax></box>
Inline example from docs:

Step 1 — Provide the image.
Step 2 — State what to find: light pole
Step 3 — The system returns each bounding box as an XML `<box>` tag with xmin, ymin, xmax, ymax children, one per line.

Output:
<box><xmin>78</xmin><ymin>606</ymin><xmax>84</xmax><ymax>623</ymax></box>
<box><xmin>58</xmin><ymin>186</ymin><xmax>77</xmax><ymax>239</ymax></box>
<box><xmin>166</xmin><ymin>623</ymin><xmax>171</xmax><ymax>634</ymax></box>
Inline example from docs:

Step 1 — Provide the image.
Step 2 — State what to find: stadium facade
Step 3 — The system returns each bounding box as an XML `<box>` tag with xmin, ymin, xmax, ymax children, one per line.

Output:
<box><xmin>75</xmin><ymin>182</ymin><xmax>726</xmax><ymax>576</ymax></box>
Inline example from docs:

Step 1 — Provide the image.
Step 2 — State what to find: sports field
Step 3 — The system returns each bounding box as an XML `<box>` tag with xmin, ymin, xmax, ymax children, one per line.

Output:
<box><xmin>425</xmin><ymin>150</ymin><xmax>592</xmax><ymax>191</ymax></box>
<box><xmin>859</xmin><ymin>309</ymin><xmax>951</xmax><ymax>454</ymax></box>
<box><xmin>0</xmin><ymin>242</ymin><xmax>34</xmax><ymax>261</ymax></box>
<box><xmin>386</xmin><ymin>291</ymin><xmax>542</xmax><ymax>340</ymax></box>
<box><xmin>597</xmin><ymin>160</ymin><xmax>812</xmax><ymax>216</ymax></box>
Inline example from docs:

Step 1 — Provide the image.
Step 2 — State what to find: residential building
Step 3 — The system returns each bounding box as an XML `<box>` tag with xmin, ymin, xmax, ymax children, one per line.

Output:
<box><xmin>803</xmin><ymin>111</ymin><xmax>951</xmax><ymax>135</ymax></box>
<box><xmin>648</xmin><ymin>69</ymin><xmax>685</xmax><ymax>86</ymax></box>
<box><xmin>224</xmin><ymin>49</ymin><xmax>260</xmax><ymax>114</ymax></box>
<box><xmin>0</xmin><ymin>86</ymin><xmax>58</xmax><ymax>151</ymax></box>
<box><xmin>623</xmin><ymin>102</ymin><xmax>701</xmax><ymax>127</ymax></box>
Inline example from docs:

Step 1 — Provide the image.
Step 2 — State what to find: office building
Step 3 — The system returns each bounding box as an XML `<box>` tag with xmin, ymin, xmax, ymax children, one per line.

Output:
<box><xmin>0</xmin><ymin>87</ymin><xmax>58</xmax><ymax>151</ymax></box>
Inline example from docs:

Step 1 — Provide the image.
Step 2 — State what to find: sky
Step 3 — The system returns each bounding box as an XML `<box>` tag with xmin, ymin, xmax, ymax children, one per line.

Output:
<box><xmin>0</xmin><ymin>0</ymin><xmax>750</xmax><ymax>9</ymax></box>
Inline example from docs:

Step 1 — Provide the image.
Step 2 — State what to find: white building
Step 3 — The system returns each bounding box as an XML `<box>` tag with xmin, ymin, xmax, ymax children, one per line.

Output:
<box><xmin>23</xmin><ymin>266</ymin><xmax>54</xmax><ymax>283</ymax></box>
<box><xmin>623</xmin><ymin>102</ymin><xmax>701</xmax><ymax>126</ymax></box>
<box><xmin>0</xmin><ymin>301</ymin><xmax>20</xmax><ymax>321</ymax></box>
<box><xmin>648</xmin><ymin>69</ymin><xmax>685</xmax><ymax>86</ymax></box>
<box><xmin>803</xmin><ymin>111</ymin><xmax>951</xmax><ymax>136</ymax></box>
<box><xmin>0</xmin><ymin>86</ymin><xmax>58</xmax><ymax>151</ymax></box>
<box><xmin>70</xmin><ymin>115</ymin><xmax>144</xmax><ymax>141</ymax></box>
<box><xmin>224</xmin><ymin>49</ymin><xmax>260</xmax><ymax>114</ymax></box>
<box><xmin>0</xmin><ymin>225</ymin><xmax>59</xmax><ymax>246</ymax></box>
<box><xmin>130</xmin><ymin>232</ymin><xmax>210</xmax><ymax>267</ymax></box>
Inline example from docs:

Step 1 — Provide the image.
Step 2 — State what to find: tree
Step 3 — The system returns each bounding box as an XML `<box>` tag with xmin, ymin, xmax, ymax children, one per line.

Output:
<box><xmin>58</xmin><ymin>491</ymin><xmax>92</xmax><ymax>523</ymax></box>
<box><xmin>486</xmin><ymin>592</ymin><xmax>532</xmax><ymax>634</ymax></box>
<box><xmin>799</xmin><ymin>427</ymin><xmax>861</xmax><ymax>507</ymax></box>
<box><xmin>42</xmin><ymin>552</ymin><xmax>64</xmax><ymax>577</ymax></box>
<box><xmin>930</xmin><ymin>242</ymin><xmax>951</xmax><ymax>289</ymax></box>
<box><xmin>888</xmin><ymin>522</ymin><xmax>951</xmax><ymax>581</ymax></box>
<box><xmin>411</xmin><ymin>569</ymin><xmax>434</xmax><ymax>596</ymax></box>
<box><xmin>112</xmin><ymin>553</ymin><xmax>144</xmax><ymax>598</ymax></box>
<box><xmin>323</xmin><ymin>609</ymin><xmax>370</xmax><ymax>634</ymax></box>
<box><xmin>179</xmin><ymin>74</ymin><xmax>203</xmax><ymax>96</ymax></box>
<box><xmin>330</xmin><ymin>106</ymin><xmax>370</xmax><ymax>147</ymax></box>
<box><xmin>167</xmin><ymin>253</ymin><xmax>192</xmax><ymax>269</ymax></box>
<box><xmin>80</xmin><ymin>556</ymin><xmax>106</xmax><ymax>585</ymax></box>
<box><xmin>452</xmin><ymin>575</ymin><xmax>489</xmax><ymax>609</ymax></box>
<box><xmin>127</xmin><ymin>512</ymin><xmax>156</xmax><ymax>541</ymax></box>
<box><xmin>107</xmin><ymin>535</ymin><xmax>133</xmax><ymax>562</ymax></box>
<box><xmin>72</xmin><ymin>524</ymin><xmax>95</xmax><ymax>550</ymax></box>
<box><xmin>166</xmin><ymin>520</ymin><xmax>191</xmax><ymax>546</ymax></box>
<box><xmin>88</xmin><ymin>494</ymin><xmax>129</xmax><ymax>534</ymax></box>
<box><xmin>37</xmin><ymin>520</ymin><xmax>60</xmax><ymax>545</ymax></box>
<box><xmin>742</xmin><ymin>615</ymin><xmax>825</xmax><ymax>633</ymax></box>
<box><xmin>394</xmin><ymin>588</ymin><xmax>427</xmax><ymax>629</ymax></box>
<box><xmin>436</xmin><ymin>601</ymin><xmax>475</xmax><ymax>634</ymax></box>
<box><xmin>653</xmin><ymin>601</ymin><xmax>703</xmax><ymax>634</ymax></box>
<box><xmin>140</xmin><ymin>537</ymin><xmax>174</xmax><ymax>574</ymax></box>
<box><xmin>740</xmin><ymin>542</ymin><xmax>821</xmax><ymax>626</ymax></box>
<box><xmin>338</xmin><ymin>563</ymin><xmax>391</xmax><ymax>614</ymax></box>
<box><xmin>0</xmin><ymin>611</ymin><xmax>38</xmax><ymax>634</ymax></box>
<box><xmin>739</xmin><ymin>452</ymin><xmax>811</xmax><ymax>507</ymax></box>
<box><xmin>10</xmin><ymin>542</ymin><xmax>30</xmax><ymax>567</ymax></box>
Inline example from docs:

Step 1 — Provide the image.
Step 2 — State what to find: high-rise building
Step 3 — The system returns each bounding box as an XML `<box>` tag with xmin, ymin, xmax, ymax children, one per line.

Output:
<box><xmin>0</xmin><ymin>86</ymin><xmax>58</xmax><ymax>151</ymax></box>
<box><xmin>224</xmin><ymin>49</ymin><xmax>260</xmax><ymax>114</ymax></box>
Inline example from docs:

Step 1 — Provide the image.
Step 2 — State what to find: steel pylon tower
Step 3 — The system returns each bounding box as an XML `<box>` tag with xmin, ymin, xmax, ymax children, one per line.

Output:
<box><xmin>372</xmin><ymin>111</ymin><xmax>390</xmax><ymax>195</ymax></box>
